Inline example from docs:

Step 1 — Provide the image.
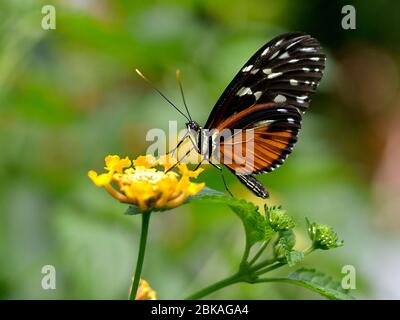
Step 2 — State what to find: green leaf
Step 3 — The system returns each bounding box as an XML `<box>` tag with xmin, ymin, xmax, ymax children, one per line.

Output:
<box><xmin>285</xmin><ymin>268</ymin><xmax>354</xmax><ymax>300</ymax></box>
<box><xmin>124</xmin><ymin>187</ymin><xmax>224</xmax><ymax>215</ymax></box>
<box><xmin>125</xmin><ymin>187</ymin><xmax>274</xmax><ymax>250</ymax></box>
<box><xmin>187</xmin><ymin>186</ymin><xmax>225</xmax><ymax>200</ymax></box>
<box><xmin>191</xmin><ymin>192</ymin><xmax>275</xmax><ymax>247</ymax></box>
<box><xmin>286</xmin><ymin>251</ymin><xmax>304</xmax><ymax>267</ymax></box>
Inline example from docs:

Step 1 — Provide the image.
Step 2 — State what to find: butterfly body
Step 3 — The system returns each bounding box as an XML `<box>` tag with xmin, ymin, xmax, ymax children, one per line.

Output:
<box><xmin>174</xmin><ymin>33</ymin><xmax>326</xmax><ymax>198</ymax></box>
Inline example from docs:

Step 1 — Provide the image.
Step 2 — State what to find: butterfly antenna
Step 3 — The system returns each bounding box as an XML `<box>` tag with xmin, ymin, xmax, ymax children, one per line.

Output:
<box><xmin>135</xmin><ymin>69</ymin><xmax>190</xmax><ymax>121</ymax></box>
<box><xmin>176</xmin><ymin>69</ymin><xmax>192</xmax><ymax>121</ymax></box>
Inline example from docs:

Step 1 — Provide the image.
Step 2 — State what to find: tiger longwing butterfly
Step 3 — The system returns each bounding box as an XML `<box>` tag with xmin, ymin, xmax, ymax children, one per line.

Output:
<box><xmin>139</xmin><ymin>32</ymin><xmax>326</xmax><ymax>198</ymax></box>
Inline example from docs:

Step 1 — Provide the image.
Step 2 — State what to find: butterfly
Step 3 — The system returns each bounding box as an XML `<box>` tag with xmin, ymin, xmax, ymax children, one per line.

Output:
<box><xmin>137</xmin><ymin>32</ymin><xmax>326</xmax><ymax>198</ymax></box>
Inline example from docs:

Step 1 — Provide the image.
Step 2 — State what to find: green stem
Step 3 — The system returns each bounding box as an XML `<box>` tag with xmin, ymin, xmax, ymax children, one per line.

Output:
<box><xmin>129</xmin><ymin>211</ymin><xmax>151</xmax><ymax>300</ymax></box>
<box><xmin>185</xmin><ymin>272</ymin><xmax>244</xmax><ymax>300</ymax></box>
<box><xmin>240</xmin><ymin>244</ymin><xmax>251</xmax><ymax>269</ymax></box>
<box><xmin>253</xmin><ymin>262</ymin><xmax>285</xmax><ymax>276</ymax></box>
<box><xmin>249</xmin><ymin>257</ymin><xmax>276</xmax><ymax>273</ymax></box>
<box><xmin>185</xmin><ymin>258</ymin><xmax>281</xmax><ymax>300</ymax></box>
<box><xmin>303</xmin><ymin>245</ymin><xmax>315</xmax><ymax>256</ymax></box>
<box><xmin>254</xmin><ymin>277</ymin><xmax>292</xmax><ymax>284</ymax></box>
<box><xmin>248</xmin><ymin>240</ymin><xmax>271</xmax><ymax>266</ymax></box>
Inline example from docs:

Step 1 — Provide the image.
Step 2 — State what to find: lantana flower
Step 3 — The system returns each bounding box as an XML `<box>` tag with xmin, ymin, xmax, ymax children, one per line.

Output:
<box><xmin>88</xmin><ymin>154</ymin><xmax>205</xmax><ymax>211</ymax></box>
<box><xmin>306</xmin><ymin>218</ymin><xmax>344</xmax><ymax>250</ymax></box>
<box><xmin>133</xmin><ymin>279</ymin><xmax>157</xmax><ymax>300</ymax></box>
<box><xmin>265</xmin><ymin>205</ymin><xmax>296</xmax><ymax>232</ymax></box>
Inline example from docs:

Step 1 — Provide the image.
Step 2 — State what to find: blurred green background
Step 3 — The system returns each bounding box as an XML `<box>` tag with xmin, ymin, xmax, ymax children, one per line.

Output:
<box><xmin>1</xmin><ymin>0</ymin><xmax>399</xmax><ymax>299</ymax></box>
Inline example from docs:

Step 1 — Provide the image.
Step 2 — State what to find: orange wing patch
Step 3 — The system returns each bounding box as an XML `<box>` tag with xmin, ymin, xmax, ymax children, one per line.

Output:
<box><xmin>220</xmin><ymin>126</ymin><xmax>296</xmax><ymax>175</ymax></box>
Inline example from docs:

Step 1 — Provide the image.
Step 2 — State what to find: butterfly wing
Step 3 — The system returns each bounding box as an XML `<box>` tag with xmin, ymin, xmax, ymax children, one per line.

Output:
<box><xmin>202</xmin><ymin>33</ymin><xmax>325</xmax><ymax>197</ymax></box>
<box><xmin>216</xmin><ymin>104</ymin><xmax>301</xmax><ymax>198</ymax></box>
<box><xmin>218</xmin><ymin>103</ymin><xmax>301</xmax><ymax>168</ymax></box>
<box><xmin>204</xmin><ymin>32</ymin><xmax>326</xmax><ymax>130</ymax></box>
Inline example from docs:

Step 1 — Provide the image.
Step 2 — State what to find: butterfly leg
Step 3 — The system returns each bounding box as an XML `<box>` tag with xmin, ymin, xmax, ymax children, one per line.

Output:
<box><xmin>165</xmin><ymin>147</ymin><xmax>193</xmax><ymax>173</ymax></box>
<box><xmin>193</xmin><ymin>158</ymin><xmax>205</xmax><ymax>171</ymax></box>
<box><xmin>168</xmin><ymin>133</ymin><xmax>188</xmax><ymax>157</ymax></box>
<box><xmin>208</xmin><ymin>160</ymin><xmax>233</xmax><ymax>197</ymax></box>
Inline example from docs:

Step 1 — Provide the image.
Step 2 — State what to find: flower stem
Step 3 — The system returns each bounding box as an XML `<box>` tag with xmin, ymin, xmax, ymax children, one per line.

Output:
<box><xmin>248</xmin><ymin>240</ymin><xmax>271</xmax><ymax>266</ymax></box>
<box><xmin>185</xmin><ymin>272</ymin><xmax>244</xmax><ymax>300</ymax></box>
<box><xmin>253</xmin><ymin>261</ymin><xmax>285</xmax><ymax>276</ymax></box>
<box><xmin>129</xmin><ymin>211</ymin><xmax>151</xmax><ymax>300</ymax></box>
<box><xmin>239</xmin><ymin>244</ymin><xmax>251</xmax><ymax>269</ymax></box>
<box><xmin>303</xmin><ymin>245</ymin><xmax>315</xmax><ymax>256</ymax></box>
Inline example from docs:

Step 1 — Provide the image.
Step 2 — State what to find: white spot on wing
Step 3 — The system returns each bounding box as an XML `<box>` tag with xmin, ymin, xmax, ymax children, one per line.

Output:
<box><xmin>279</xmin><ymin>52</ymin><xmax>290</xmax><ymax>59</ymax></box>
<box><xmin>254</xmin><ymin>119</ymin><xmax>275</xmax><ymax>127</ymax></box>
<box><xmin>310</xmin><ymin>57</ymin><xmax>320</xmax><ymax>61</ymax></box>
<box><xmin>267</xmin><ymin>72</ymin><xmax>282</xmax><ymax>79</ymax></box>
<box><xmin>261</xmin><ymin>47</ymin><xmax>270</xmax><ymax>56</ymax></box>
<box><xmin>274</xmin><ymin>94</ymin><xmax>287</xmax><ymax>103</ymax></box>
<box><xmin>297</xmin><ymin>95</ymin><xmax>307</xmax><ymax>103</ymax></box>
<box><xmin>242</xmin><ymin>65</ymin><xmax>253</xmax><ymax>72</ymax></box>
<box><xmin>301</xmin><ymin>47</ymin><xmax>316</xmax><ymax>52</ymax></box>
<box><xmin>236</xmin><ymin>87</ymin><xmax>252</xmax><ymax>96</ymax></box>
<box><xmin>287</xmin><ymin>118</ymin><xmax>295</xmax><ymax>123</ymax></box>
<box><xmin>278</xmin><ymin>108</ymin><xmax>288</xmax><ymax>113</ymax></box>
<box><xmin>302</xmin><ymin>67</ymin><xmax>310</xmax><ymax>72</ymax></box>
<box><xmin>275</xmin><ymin>39</ymin><xmax>283</xmax><ymax>46</ymax></box>
<box><xmin>286</xmin><ymin>39</ymin><xmax>302</xmax><ymax>50</ymax></box>
<box><xmin>262</xmin><ymin>68</ymin><xmax>272</xmax><ymax>75</ymax></box>
<box><xmin>290</xmin><ymin>79</ymin><xmax>298</xmax><ymax>86</ymax></box>
<box><xmin>289</xmin><ymin>59</ymin><xmax>299</xmax><ymax>63</ymax></box>
<box><xmin>269</xmin><ymin>51</ymin><xmax>280</xmax><ymax>60</ymax></box>
<box><xmin>250</xmin><ymin>68</ymin><xmax>259</xmax><ymax>74</ymax></box>
<box><xmin>254</xmin><ymin>91</ymin><xmax>262</xmax><ymax>101</ymax></box>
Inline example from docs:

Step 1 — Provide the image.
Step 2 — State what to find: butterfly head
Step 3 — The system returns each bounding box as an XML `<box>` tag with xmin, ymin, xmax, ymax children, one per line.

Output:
<box><xmin>186</xmin><ymin>120</ymin><xmax>200</xmax><ymax>133</ymax></box>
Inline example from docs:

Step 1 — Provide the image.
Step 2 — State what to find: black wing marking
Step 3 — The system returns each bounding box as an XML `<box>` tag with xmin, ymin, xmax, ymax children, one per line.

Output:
<box><xmin>204</xmin><ymin>32</ymin><xmax>326</xmax><ymax>129</ymax></box>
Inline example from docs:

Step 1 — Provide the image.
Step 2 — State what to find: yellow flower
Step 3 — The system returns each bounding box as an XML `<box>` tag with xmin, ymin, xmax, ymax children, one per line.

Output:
<box><xmin>132</xmin><ymin>279</ymin><xmax>157</xmax><ymax>300</ymax></box>
<box><xmin>105</xmin><ymin>155</ymin><xmax>131</xmax><ymax>174</ymax></box>
<box><xmin>133</xmin><ymin>155</ymin><xmax>157</xmax><ymax>168</ymax></box>
<box><xmin>178</xmin><ymin>163</ymin><xmax>203</xmax><ymax>178</ymax></box>
<box><xmin>88</xmin><ymin>154</ymin><xmax>205</xmax><ymax>211</ymax></box>
<box><xmin>158</xmin><ymin>154</ymin><xmax>178</xmax><ymax>171</ymax></box>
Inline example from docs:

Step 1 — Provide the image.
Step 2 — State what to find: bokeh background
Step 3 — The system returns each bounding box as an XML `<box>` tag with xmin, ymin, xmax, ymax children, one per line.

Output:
<box><xmin>1</xmin><ymin>0</ymin><xmax>399</xmax><ymax>299</ymax></box>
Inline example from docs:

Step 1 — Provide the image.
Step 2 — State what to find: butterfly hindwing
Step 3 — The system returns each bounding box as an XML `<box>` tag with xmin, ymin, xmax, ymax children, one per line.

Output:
<box><xmin>218</xmin><ymin>104</ymin><xmax>301</xmax><ymax>176</ymax></box>
<box><xmin>204</xmin><ymin>33</ymin><xmax>326</xmax><ymax>129</ymax></box>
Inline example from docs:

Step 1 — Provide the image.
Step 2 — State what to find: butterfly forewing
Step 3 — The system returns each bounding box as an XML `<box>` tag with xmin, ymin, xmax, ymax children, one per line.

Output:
<box><xmin>204</xmin><ymin>33</ymin><xmax>326</xmax><ymax>130</ymax></box>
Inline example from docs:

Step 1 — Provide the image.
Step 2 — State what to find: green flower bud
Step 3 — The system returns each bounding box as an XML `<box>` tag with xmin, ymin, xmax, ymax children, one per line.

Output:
<box><xmin>306</xmin><ymin>218</ymin><xmax>344</xmax><ymax>250</ymax></box>
<box><xmin>265</xmin><ymin>205</ymin><xmax>295</xmax><ymax>232</ymax></box>
<box><xmin>273</xmin><ymin>231</ymin><xmax>304</xmax><ymax>266</ymax></box>
<box><xmin>274</xmin><ymin>231</ymin><xmax>295</xmax><ymax>259</ymax></box>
